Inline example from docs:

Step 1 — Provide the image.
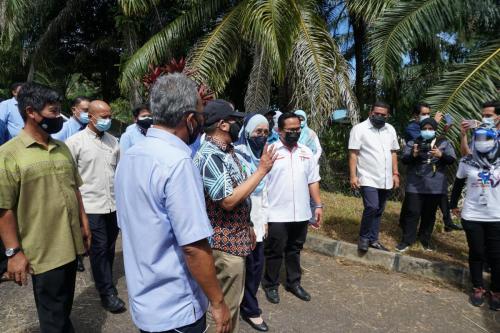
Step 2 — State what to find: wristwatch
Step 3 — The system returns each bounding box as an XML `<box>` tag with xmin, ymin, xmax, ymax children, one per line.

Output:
<box><xmin>5</xmin><ymin>247</ymin><xmax>21</xmax><ymax>258</ymax></box>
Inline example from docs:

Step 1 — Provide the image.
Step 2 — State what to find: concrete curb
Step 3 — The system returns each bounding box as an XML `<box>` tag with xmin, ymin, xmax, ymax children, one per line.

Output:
<box><xmin>305</xmin><ymin>234</ymin><xmax>470</xmax><ymax>288</ymax></box>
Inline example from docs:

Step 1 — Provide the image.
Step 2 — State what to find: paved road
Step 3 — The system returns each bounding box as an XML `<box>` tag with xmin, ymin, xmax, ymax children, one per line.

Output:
<box><xmin>1</xmin><ymin>249</ymin><xmax>499</xmax><ymax>333</ymax></box>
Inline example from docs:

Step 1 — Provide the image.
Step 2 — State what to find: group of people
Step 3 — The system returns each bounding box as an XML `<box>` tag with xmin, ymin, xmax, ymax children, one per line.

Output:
<box><xmin>348</xmin><ymin>100</ymin><xmax>500</xmax><ymax>310</ymax></box>
<box><xmin>0</xmin><ymin>73</ymin><xmax>498</xmax><ymax>333</ymax></box>
<box><xmin>0</xmin><ymin>74</ymin><xmax>323</xmax><ymax>333</ymax></box>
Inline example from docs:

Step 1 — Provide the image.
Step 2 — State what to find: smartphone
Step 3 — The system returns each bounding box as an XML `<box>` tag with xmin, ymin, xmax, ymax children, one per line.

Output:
<box><xmin>444</xmin><ymin>114</ymin><xmax>453</xmax><ymax>125</ymax></box>
<box><xmin>463</xmin><ymin>119</ymin><xmax>480</xmax><ymax>129</ymax></box>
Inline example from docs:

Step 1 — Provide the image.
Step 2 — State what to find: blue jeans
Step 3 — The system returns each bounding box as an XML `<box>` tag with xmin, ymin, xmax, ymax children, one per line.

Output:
<box><xmin>359</xmin><ymin>186</ymin><xmax>390</xmax><ymax>242</ymax></box>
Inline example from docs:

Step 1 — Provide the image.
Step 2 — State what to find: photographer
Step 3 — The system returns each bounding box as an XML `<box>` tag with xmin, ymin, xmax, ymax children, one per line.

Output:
<box><xmin>396</xmin><ymin>118</ymin><xmax>456</xmax><ymax>252</ymax></box>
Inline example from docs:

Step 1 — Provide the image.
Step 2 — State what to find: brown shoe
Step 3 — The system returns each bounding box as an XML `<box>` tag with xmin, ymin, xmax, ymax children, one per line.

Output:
<box><xmin>470</xmin><ymin>287</ymin><xmax>486</xmax><ymax>307</ymax></box>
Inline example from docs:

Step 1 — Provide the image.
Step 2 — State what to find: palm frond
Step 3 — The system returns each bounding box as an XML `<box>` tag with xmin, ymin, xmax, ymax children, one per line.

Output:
<box><xmin>244</xmin><ymin>44</ymin><xmax>271</xmax><ymax>113</ymax></box>
<box><xmin>242</xmin><ymin>0</ymin><xmax>299</xmax><ymax>81</ymax></box>
<box><xmin>186</xmin><ymin>3</ymin><xmax>245</xmax><ymax>94</ymax></box>
<box><xmin>119</xmin><ymin>0</ymin><xmax>229</xmax><ymax>93</ymax></box>
<box><xmin>0</xmin><ymin>0</ymin><xmax>31</xmax><ymax>43</ymax></box>
<box><xmin>288</xmin><ymin>3</ymin><xmax>358</xmax><ymax>129</ymax></box>
<box><xmin>345</xmin><ymin>0</ymin><xmax>397</xmax><ymax>23</ymax></box>
<box><xmin>425</xmin><ymin>41</ymin><xmax>500</xmax><ymax>146</ymax></box>
<box><xmin>118</xmin><ymin>0</ymin><xmax>161</xmax><ymax>16</ymax></box>
<box><xmin>369</xmin><ymin>0</ymin><xmax>464</xmax><ymax>85</ymax></box>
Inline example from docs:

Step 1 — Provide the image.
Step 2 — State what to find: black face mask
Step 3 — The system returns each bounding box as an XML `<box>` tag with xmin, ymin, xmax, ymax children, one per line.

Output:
<box><xmin>186</xmin><ymin>116</ymin><xmax>203</xmax><ymax>145</ymax></box>
<box><xmin>228</xmin><ymin>122</ymin><xmax>241</xmax><ymax>142</ymax></box>
<box><xmin>284</xmin><ymin>131</ymin><xmax>300</xmax><ymax>146</ymax></box>
<box><xmin>370</xmin><ymin>115</ymin><xmax>386</xmax><ymax>129</ymax></box>
<box><xmin>248</xmin><ymin>136</ymin><xmax>267</xmax><ymax>158</ymax></box>
<box><xmin>38</xmin><ymin>116</ymin><xmax>64</xmax><ymax>134</ymax></box>
<box><xmin>137</xmin><ymin>117</ymin><xmax>153</xmax><ymax>134</ymax></box>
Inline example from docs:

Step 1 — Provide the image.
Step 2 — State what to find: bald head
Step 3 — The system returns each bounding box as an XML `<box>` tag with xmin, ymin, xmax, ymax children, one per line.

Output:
<box><xmin>89</xmin><ymin>100</ymin><xmax>111</xmax><ymax>116</ymax></box>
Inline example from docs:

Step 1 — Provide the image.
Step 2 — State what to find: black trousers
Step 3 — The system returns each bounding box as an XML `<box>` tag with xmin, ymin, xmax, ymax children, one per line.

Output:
<box><xmin>399</xmin><ymin>193</ymin><xmax>441</xmax><ymax>245</ymax></box>
<box><xmin>241</xmin><ymin>242</ymin><xmax>265</xmax><ymax>318</ymax></box>
<box><xmin>88</xmin><ymin>212</ymin><xmax>119</xmax><ymax>296</ymax></box>
<box><xmin>32</xmin><ymin>260</ymin><xmax>77</xmax><ymax>333</ymax></box>
<box><xmin>140</xmin><ymin>314</ymin><xmax>206</xmax><ymax>333</ymax></box>
<box><xmin>359</xmin><ymin>187</ymin><xmax>390</xmax><ymax>242</ymax></box>
<box><xmin>263</xmin><ymin>221</ymin><xmax>308</xmax><ymax>289</ymax></box>
<box><xmin>439</xmin><ymin>194</ymin><xmax>454</xmax><ymax>227</ymax></box>
<box><xmin>462</xmin><ymin>219</ymin><xmax>500</xmax><ymax>291</ymax></box>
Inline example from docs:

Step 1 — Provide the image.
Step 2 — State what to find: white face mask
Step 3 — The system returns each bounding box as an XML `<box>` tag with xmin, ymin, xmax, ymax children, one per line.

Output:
<box><xmin>482</xmin><ymin>117</ymin><xmax>496</xmax><ymax>126</ymax></box>
<box><xmin>419</xmin><ymin>115</ymin><xmax>430</xmax><ymax>121</ymax></box>
<box><xmin>475</xmin><ymin>140</ymin><xmax>495</xmax><ymax>153</ymax></box>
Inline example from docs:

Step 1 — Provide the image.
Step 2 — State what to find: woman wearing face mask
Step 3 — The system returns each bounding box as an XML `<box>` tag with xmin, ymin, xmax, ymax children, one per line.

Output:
<box><xmin>294</xmin><ymin>110</ymin><xmax>322</xmax><ymax>164</ymax></box>
<box><xmin>396</xmin><ymin>118</ymin><xmax>456</xmax><ymax>252</ymax></box>
<box><xmin>234</xmin><ymin>114</ymin><xmax>270</xmax><ymax>332</ymax></box>
<box><xmin>450</xmin><ymin>127</ymin><xmax>500</xmax><ymax>310</ymax></box>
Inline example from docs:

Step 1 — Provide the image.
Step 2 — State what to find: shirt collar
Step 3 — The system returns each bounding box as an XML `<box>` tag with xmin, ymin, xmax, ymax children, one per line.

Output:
<box><xmin>206</xmin><ymin>135</ymin><xmax>233</xmax><ymax>153</ymax></box>
<box><xmin>85</xmin><ymin>126</ymin><xmax>104</xmax><ymax>138</ymax></box>
<box><xmin>19</xmin><ymin>130</ymin><xmax>60</xmax><ymax>150</ymax></box>
<box><xmin>146</xmin><ymin>127</ymin><xmax>191</xmax><ymax>155</ymax></box>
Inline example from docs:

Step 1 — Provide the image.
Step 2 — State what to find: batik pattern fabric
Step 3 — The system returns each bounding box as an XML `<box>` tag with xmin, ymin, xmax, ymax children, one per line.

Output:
<box><xmin>193</xmin><ymin>136</ymin><xmax>252</xmax><ymax>257</ymax></box>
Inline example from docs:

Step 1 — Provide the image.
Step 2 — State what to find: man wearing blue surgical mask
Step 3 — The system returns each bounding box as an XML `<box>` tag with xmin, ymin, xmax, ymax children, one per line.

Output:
<box><xmin>65</xmin><ymin>100</ymin><xmax>124</xmax><ymax>314</ymax></box>
<box><xmin>405</xmin><ymin>102</ymin><xmax>443</xmax><ymax>142</ymax></box>
<box><xmin>52</xmin><ymin>96</ymin><xmax>90</xmax><ymax>141</ymax></box>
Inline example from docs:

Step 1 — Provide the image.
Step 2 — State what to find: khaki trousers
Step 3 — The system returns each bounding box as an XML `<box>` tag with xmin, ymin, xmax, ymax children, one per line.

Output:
<box><xmin>207</xmin><ymin>250</ymin><xmax>246</xmax><ymax>333</ymax></box>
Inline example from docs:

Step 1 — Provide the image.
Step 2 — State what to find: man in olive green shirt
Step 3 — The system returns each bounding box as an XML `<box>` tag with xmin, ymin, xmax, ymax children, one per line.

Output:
<box><xmin>0</xmin><ymin>83</ymin><xmax>91</xmax><ymax>333</ymax></box>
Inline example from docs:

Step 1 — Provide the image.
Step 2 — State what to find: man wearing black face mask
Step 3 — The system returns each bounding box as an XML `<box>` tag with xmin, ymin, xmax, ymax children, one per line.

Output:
<box><xmin>120</xmin><ymin>104</ymin><xmax>153</xmax><ymax>153</ymax></box>
<box><xmin>348</xmin><ymin>101</ymin><xmax>400</xmax><ymax>252</ymax></box>
<box><xmin>262</xmin><ymin>112</ymin><xmax>322</xmax><ymax>305</ymax></box>
<box><xmin>194</xmin><ymin>100</ymin><xmax>277</xmax><ymax>333</ymax></box>
<box><xmin>0</xmin><ymin>82</ymin><xmax>91</xmax><ymax>332</ymax></box>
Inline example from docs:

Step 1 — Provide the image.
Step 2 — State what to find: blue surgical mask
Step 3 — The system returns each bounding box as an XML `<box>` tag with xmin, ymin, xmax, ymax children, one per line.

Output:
<box><xmin>420</xmin><ymin>130</ymin><xmax>435</xmax><ymax>140</ymax></box>
<box><xmin>79</xmin><ymin>112</ymin><xmax>89</xmax><ymax>124</ymax></box>
<box><xmin>419</xmin><ymin>115</ymin><xmax>430</xmax><ymax>121</ymax></box>
<box><xmin>95</xmin><ymin>118</ymin><xmax>112</xmax><ymax>132</ymax></box>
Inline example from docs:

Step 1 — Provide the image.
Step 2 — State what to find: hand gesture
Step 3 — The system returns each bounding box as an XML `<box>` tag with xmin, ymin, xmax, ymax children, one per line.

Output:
<box><xmin>8</xmin><ymin>252</ymin><xmax>30</xmax><ymax>286</ymax></box>
<box><xmin>412</xmin><ymin>144</ymin><xmax>419</xmax><ymax>157</ymax></box>
<box><xmin>210</xmin><ymin>301</ymin><xmax>231</xmax><ymax>333</ymax></box>
<box><xmin>257</xmin><ymin>144</ymin><xmax>278</xmax><ymax>174</ymax></box>
<box><xmin>350</xmin><ymin>176</ymin><xmax>360</xmax><ymax>190</ymax></box>
<box><xmin>434</xmin><ymin>112</ymin><xmax>443</xmax><ymax>123</ymax></box>
<box><xmin>431</xmin><ymin>147</ymin><xmax>442</xmax><ymax>159</ymax></box>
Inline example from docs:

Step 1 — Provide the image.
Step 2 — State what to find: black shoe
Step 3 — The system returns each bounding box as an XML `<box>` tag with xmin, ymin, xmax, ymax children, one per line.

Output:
<box><xmin>76</xmin><ymin>256</ymin><xmax>85</xmax><ymax>272</ymax></box>
<box><xmin>420</xmin><ymin>241</ymin><xmax>435</xmax><ymax>252</ymax></box>
<box><xmin>101</xmin><ymin>294</ymin><xmax>126</xmax><ymax>313</ymax></box>
<box><xmin>395</xmin><ymin>242</ymin><xmax>410</xmax><ymax>253</ymax></box>
<box><xmin>358</xmin><ymin>238</ymin><xmax>369</xmax><ymax>252</ymax></box>
<box><xmin>241</xmin><ymin>315</ymin><xmax>269</xmax><ymax>332</ymax></box>
<box><xmin>264</xmin><ymin>288</ymin><xmax>280</xmax><ymax>304</ymax></box>
<box><xmin>285</xmin><ymin>285</ymin><xmax>311</xmax><ymax>302</ymax></box>
<box><xmin>444</xmin><ymin>223</ymin><xmax>463</xmax><ymax>232</ymax></box>
<box><xmin>369</xmin><ymin>241</ymin><xmax>389</xmax><ymax>252</ymax></box>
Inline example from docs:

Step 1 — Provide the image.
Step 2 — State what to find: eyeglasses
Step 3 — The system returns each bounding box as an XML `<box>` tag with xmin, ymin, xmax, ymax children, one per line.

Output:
<box><xmin>253</xmin><ymin>128</ymin><xmax>269</xmax><ymax>136</ymax></box>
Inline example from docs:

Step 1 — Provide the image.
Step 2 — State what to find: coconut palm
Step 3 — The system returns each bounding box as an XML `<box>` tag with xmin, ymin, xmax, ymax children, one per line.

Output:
<box><xmin>118</xmin><ymin>0</ymin><xmax>359</xmax><ymax>128</ymax></box>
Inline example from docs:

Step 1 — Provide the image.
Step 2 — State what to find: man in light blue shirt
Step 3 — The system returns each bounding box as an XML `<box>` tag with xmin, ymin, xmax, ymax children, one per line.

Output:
<box><xmin>119</xmin><ymin>104</ymin><xmax>153</xmax><ymax>152</ymax></box>
<box><xmin>52</xmin><ymin>97</ymin><xmax>90</xmax><ymax>141</ymax></box>
<box><xmin>115</xmin><ymin>73</ymin><xmax>230</xmax><ymax>333</ymax></box>
<box><xmin>0</xmin><ymin>82</ymin><xmax>24</xmax><ymax>144</ymax></box>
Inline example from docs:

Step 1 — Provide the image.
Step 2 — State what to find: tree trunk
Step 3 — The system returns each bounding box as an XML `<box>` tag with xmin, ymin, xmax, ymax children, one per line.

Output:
<box><xmin>27</xmin><ymin>61</ymin><xmax>35</xmax><ymax>82</ymax></box>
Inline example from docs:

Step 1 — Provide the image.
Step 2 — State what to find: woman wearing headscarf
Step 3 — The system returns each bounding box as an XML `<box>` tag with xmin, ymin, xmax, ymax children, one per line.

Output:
<box><xmin>450</xmin><ymin>126</ymin><xmax>500</xmax><ymax>310</ymax></box>
<box><xmin>234</xmin><ymin>113</ymin><xmax>270</xmax><ymax>331</ymax></box>
<box><xmin>396</xmin><ymin>118</ymin><xmax>456</xmax><ymax>252</ymax></box>
<box><xmin>294</xmin><ymin>110</ymin><xmax>322</xmax><ymax>164</ymax></box>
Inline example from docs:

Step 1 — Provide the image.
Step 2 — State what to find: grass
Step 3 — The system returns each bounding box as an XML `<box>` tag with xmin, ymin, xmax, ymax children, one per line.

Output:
<box><xmin>315</xmin><ymin>191</ymin><xmax>469</xmax><ymax>268</ymax></box>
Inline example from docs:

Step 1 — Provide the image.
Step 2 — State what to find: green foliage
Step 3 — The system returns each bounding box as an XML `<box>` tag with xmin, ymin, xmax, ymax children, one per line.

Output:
<box><xmin>110</xmin><ymin>97</ymin><xmax>133</xmax><ymax>125</ymax></box>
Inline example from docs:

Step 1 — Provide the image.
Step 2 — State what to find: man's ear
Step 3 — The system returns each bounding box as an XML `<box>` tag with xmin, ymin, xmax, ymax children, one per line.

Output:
<box><xmin>25</xmin><ymin>106</ymin><xmax>37</xmax><ymax>120</ymax></box>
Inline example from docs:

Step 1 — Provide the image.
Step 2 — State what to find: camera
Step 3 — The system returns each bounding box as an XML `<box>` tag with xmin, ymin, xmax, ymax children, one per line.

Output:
<box><xmin>416</xmin><ymin>138</ymin><xmax>432</xmax><ymax>152</ymax></box>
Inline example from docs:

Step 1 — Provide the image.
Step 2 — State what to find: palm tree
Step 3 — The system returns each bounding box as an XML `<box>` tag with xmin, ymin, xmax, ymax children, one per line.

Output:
<box><xmin>118</xmin><ymin>0</ymin><xmax>359</xmax><ymax>128</ymax></box>
<box><xmin>350</xmin><ymin>0</ymin><xmax>499</xmax><ymax>133</ymax></box>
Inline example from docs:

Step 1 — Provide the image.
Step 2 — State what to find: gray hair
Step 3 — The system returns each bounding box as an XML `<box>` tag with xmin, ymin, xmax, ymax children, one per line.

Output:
<box><xmin>149</xmin><ymin>73</ymin><xmax>198</xmax><ymax>128</ymax></box>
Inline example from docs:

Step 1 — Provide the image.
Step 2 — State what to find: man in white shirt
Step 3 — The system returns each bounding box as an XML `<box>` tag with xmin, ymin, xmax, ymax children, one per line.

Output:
<box><xmin>66</xmin><ymin>100</ymin><xmax>125</xmax><ymax>313</ymax></box>
<box><xmin>348</xmin><ymin>102</ymin><xmax>400</xmax><ymax>252</ymax></box>
<box><xmin>262</xmin><ymin>112</ymin><xmax>322</xmax><ymax>304</ymax></box>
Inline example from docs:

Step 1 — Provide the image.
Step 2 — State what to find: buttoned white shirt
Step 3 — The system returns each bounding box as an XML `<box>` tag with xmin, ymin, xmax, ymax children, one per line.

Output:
<box><xmin>66</xmin><ymin>127</ymin><xmax>119</xmax><ymax>214</ymax></box>
<box><xmin>348</xmin><ymin>118</ymin><xmax>400</xmax><ymax>189</ymax></box>
<box><xmin>266</xmin><ymin>140</ymin><xmax>320</xmax><ymax>222</ymax></box>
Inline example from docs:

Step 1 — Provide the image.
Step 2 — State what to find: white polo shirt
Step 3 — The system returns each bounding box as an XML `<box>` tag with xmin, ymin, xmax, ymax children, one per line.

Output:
<box><xmin>266</xmin><ymin>140</ymin><xmax>320</xmax><ymax>222</ymax></box>
<box><xmin>348</xmin><ymin>118</ymin><xmax>399</xmax><ymax>189</ymax></box>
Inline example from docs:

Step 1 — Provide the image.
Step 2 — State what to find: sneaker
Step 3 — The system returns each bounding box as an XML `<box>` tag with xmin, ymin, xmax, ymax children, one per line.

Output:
<box><xmin>490</xmin><ymin>291</ymin><xmax>500</xmax><ymax>311</ymax></box>
<box><xmin>420</xmin><ymin>241</ymin><xmax>435</xmax><ymax>252</ymax></box>
<box><xmin>395</xmin><ymin>243</ymin><xmax>410</xmax><ymax>253</ymax></box>
<box><xmin>470</xmin><ymin>287</ymin><xmax>486</xmax><ymax>307</ymax></box>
